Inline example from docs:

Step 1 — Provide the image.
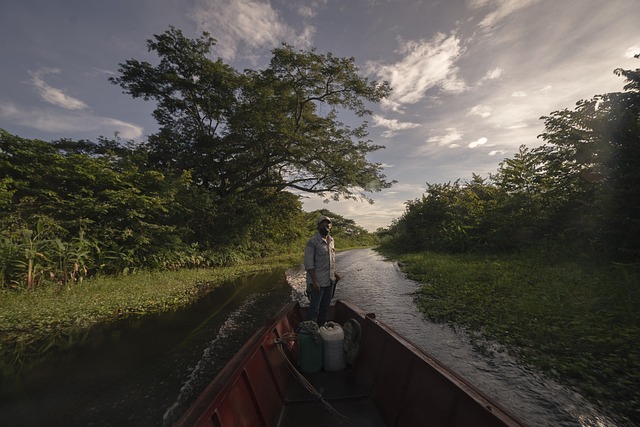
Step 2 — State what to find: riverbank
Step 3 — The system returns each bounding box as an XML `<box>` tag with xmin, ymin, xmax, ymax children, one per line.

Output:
<box><xmin>0</xmin><ymin>254</ymin><xmax>301</xmax><ymax>373</ymax></box>
<box><xmin>380</xmin><ymin>248</ymin><xmax>640</xmax><ymax>424</ymax></box>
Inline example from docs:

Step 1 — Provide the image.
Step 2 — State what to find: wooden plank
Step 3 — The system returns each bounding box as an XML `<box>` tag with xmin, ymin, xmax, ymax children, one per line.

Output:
<box><xmin>215</xmin><ymin>373</ymin><xmax>261</xmax><ymax>427</ymax></box>
<box><xmin>244</xmin><ymin>347</ymin><xmax>282</xmax><ymax>427</ymax></box>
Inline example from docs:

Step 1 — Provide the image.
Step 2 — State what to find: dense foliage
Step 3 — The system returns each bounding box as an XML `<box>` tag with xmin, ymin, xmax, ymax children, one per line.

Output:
<box><xmin>0</xmin><ymin>27</ymin><xmax>388</xmax><ymax>289</ymax></box>
<box><xmin>382</xmin><ymin>58</ymin><xmax>640</xmax><ymax>261</ymax></box>
<box><xmin>0</xmin><ymin>126</ymin><xmax>378</xmax><ymax>288</ymax></box>
<box><xmin>108</xmin><ymin>27</ymin><xmax>392</xmax><ymax>247</ymax></box>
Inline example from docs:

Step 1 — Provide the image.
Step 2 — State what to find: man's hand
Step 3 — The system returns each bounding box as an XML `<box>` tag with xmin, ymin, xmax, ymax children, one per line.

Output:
<box><xmin>313</xmin><ymin>282</ymin><xmax>320</xmax><ymax>292</ymax></box>
<box><xmin>334</xmin><ymin>273</ymin><xmax>341</xmax><ymax>282</ymax></box>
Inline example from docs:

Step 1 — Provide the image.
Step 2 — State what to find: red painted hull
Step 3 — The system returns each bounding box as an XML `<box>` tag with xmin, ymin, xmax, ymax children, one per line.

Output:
<box><xmin>176</xmin><ymin>299</ymin><xmax>526</xmax><ymax>426</ymax></box>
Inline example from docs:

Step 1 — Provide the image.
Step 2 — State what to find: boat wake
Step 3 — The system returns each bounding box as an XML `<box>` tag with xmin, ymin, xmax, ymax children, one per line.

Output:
<box><xmin>286</xmin><ymin>264</ymin><xmax>310</xmax><ymax>305</ymax></box>
<box><xmin>161</xmin><ymin>295</ymin><xmax>261</xmax><ymax>426</ymax></box>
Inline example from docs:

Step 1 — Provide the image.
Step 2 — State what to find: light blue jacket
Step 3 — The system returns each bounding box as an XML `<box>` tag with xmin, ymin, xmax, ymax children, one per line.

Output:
<box><xmin>304</xmin><ymin>233</ymin><xmax>336</xmax><ymax>287</ymax></box>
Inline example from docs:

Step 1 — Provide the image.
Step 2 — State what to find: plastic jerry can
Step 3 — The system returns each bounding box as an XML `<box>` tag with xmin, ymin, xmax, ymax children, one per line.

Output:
<box><xmin>298</xmin><ymin>322</ymin><xmax>323</xmax><ymax>373</ymax></box>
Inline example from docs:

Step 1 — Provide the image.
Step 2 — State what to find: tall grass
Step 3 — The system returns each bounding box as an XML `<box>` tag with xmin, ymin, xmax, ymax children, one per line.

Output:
<box><xmin>384</xmin><ymin>248</ymin><xmax>640</xmax><ymax>423</ymax></box>
<box><xmin>0</xmin><ymin>220</ymin><xmax>295</xmax><ymax>291</ymax></box>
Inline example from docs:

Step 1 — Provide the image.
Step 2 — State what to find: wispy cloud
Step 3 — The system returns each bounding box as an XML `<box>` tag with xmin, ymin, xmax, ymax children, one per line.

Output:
<box><xmin>468</xmin><ymin>137</ymin><xmax>488</xmax><ymax>148</ymax></box>
<box><xmin>624</xmin><ymin>45</ymin><xmax>640</xmax><ymax>58</ymax></box>
<box><xmin>10</xmin><ymin>67</ymin><xmax>143</xmax><ymax>139</ymax></box>
<box><xmin>296</xmin><ymin>1</ymin><xmax>326</xmax><ymax>19</ymax></box>
<box><xmin>468</xmin><ymin>105</ymin><xmax>492</xmax><ymax>118</ymax></box>
<box><xmin>372</xmin><ymin>114</ymin><xmax>421</xmax><ymax>137</ymax></box>
<box><xmin>88</xmin><ymin>67</ymin><xmax>117</xmax><ymax>77</ymax></box>
<box><xmin>0</xmin><ymin>101</ymin><xmax>143</xmax><ymax>140</ymax></box>
<box><xmin>489</xmin><ymin>149</ymin><xmax>508</xmax><ymax>156</ymax></box>
<box><xmin>301</xmin><ymin>181</ymin><xmax>426</xmax><ymax>231</ymax></box>
<box><xmin>28</xmin><ymin>67</ymin><xmax>89</xmax><ymax>110</ymax></box>
<box><xmin>189</xmin><ymin>0</ymin><xmax>315</xmax><ymax>60</ymax></box>
<box><xmin>477</xmin><ymin>67</ymin><xmax>503</xmax><ymax>86</ymax></box>
<box><xmin>483</xmin><ymin>67</ymin><xmax>503</xmax><ymax>80</ymax></box>
<box><xmin>367</xmin><ymin>33</ymin><xmax>467</xmax><ymax>112</ymax></box>
<box><xmin>469</xmin><ymin>0</ymin><xmax>541</xmax><ymax>30</ymax></box>
<box><xmin>425</xmin><ymin>128</ymin><xmax>463</xmax><ymax>148</ymax></box>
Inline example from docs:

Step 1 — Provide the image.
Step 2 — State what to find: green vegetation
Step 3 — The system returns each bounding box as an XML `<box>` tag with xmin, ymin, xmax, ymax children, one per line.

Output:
<box><xmin>0</xmin><ymin>209</ymin><xmax>372</xmax><ymax>372</ymax></box>
<box><xmin>0</xmin><ymin>26</ymin><xmax>387</xmax><ymax>290</ymax></box>
<box><xmin>0</xmin><ymin>253</ymin><xmax>300</xmax><ymax>373</ymax></box>
<box><xmin>1</xmin><ymin>25</ymin><xmax>638</xmax><ymax>423</ymax></box>
<box><xmin>382</xmin><ymin>58</ymin><xmax>640</xmax><ymax>260</ymax></box>
<box><xmin>381</xmin><ymin>248</ymin><xmax>640</xmax><ymax>423</ymax></box>
<box><xmin>377</xmin><ymin>56</ymin><xmax>640</xmax><ymax>423</ymax></box>
<box><xmin>0</xmin><ymin>206</ymin><xmax>373</xmax><ymax>373</ymax></box>
<box><xmin>0</xmin><ymin>205</ymin><xmax>376</xmax><ymax>291</ymax></box>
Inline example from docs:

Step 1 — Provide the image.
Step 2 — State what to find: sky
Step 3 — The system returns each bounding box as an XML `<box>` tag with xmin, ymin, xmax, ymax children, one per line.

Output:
<box><xmin>1</xmin><ymin>0</ymin><xmax>639</xmax><ymax>231</ymax></box>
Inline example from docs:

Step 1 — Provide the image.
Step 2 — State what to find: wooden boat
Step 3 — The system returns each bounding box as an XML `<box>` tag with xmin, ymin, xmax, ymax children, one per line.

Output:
<box><xmin>176</xmin><ymin>299</ymin><xmax>526</xmax><ymax>427</ymax></box>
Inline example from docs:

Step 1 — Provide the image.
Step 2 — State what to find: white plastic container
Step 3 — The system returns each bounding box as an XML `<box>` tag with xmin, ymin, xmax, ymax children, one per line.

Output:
<box><xmin>319</xmin><ymin>321</ymin><xmax>346</xmax><ymax>371</ymax></box>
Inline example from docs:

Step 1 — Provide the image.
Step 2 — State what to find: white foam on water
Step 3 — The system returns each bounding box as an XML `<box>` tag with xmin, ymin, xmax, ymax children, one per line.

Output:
<box><xmin>162</xmin><ymin>295</ymin><xmax>259</xmax><ymax>426</ymax></box>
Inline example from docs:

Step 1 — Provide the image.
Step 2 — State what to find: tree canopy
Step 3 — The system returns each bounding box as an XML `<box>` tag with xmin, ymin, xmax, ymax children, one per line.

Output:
<box><xmin>0</xmin><ymin>27</ymin><xmax>392</xmax><ymax>289</ymax></box>
<box><xmin>383</xmin><ymin>58</ymin><xmax>640</xmax><ymax>260</ymax></box>
<box><xmin>109</xmin><ymin>27</ymin><xmax>393</xmax><ymax>202</ymax></box>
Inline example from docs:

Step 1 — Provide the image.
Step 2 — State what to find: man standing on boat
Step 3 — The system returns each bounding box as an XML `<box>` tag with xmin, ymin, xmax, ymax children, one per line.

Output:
<box><xmin>304</xmin><ymin>215</ymin><xmax>341</xmax><ymax>326</ymax></box>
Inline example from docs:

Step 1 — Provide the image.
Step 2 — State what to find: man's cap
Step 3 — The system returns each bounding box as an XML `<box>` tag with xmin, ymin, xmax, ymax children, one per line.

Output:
<box><xmin>317</xmin><ymin>215</ymin><xmax>332</xmax><ymax>225</ymax></box>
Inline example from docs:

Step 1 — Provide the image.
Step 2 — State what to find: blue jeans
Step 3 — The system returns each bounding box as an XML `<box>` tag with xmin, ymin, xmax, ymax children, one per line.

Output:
<box><xmin>308</xmin><ymin>284</ymin><xmax>333</xmax><ymax>326</ymax></box>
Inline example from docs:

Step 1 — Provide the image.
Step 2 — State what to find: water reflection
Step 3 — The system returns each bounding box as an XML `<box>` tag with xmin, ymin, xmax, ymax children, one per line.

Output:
<box><xmin>0</xmin><ymin>269</ymin><xmax>292</xmax><ymax>427</ymax></box>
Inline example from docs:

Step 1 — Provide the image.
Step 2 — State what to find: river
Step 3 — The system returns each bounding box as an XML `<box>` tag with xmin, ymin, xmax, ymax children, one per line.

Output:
<box><xmin>0</xmin><ymin>248</ymin><xmax>626</xmax><ymax>426</ymax></box>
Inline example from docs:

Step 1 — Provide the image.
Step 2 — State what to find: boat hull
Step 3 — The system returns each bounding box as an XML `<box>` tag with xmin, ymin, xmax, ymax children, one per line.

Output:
<box><xmin>176</xmin><ymin>299</ymin><xmax>525</xmax><ymax>426</ymax></box>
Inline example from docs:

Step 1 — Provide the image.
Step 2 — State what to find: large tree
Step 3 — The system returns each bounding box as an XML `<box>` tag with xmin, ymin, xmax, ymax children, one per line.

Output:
<box><xmin>110</xmin><ymin>27</ymin><xmax>393</xmax><ymax>203</ymax></box>
<box><xmin>538</xmin><ymin>57</ymin><xmax>640</xmax><ymax>257</ymax></box>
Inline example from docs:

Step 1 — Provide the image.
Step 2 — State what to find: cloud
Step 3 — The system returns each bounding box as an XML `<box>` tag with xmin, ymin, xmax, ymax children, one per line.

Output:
<box><xmin>488</xmin><ymin>149</ymin><xmax>508</xmax><ymax>156</ymax></box>
<box><xmin>484</xmin><ymin>67</ymin><xmax>503</xmax><ymax>80</ymax></box>
<box><xmin>511</xmin><ymin>91</ymin><xmax>527</xmax><ymax>97</ymax></box>
<box><xmin>467</xmin><ymin>105</ymin><xmax>492</xmax><ymax>118</ymax></box>
<box><xmin>468</xmin><ymin>137</ymin><xmax>488</xmax><ymax>148</ymax></box>
<box><xmin>0</xmin><ymin>101</ymin><xmax>143</xmax><ymax>140</ymax></box>
<box><xmin>10</xmin><ymin>67</ymin><xmax>142</xmax><ymax>139</ymax></box>
<box><xmin>505</xmin><ymin>122</ymin><xmax>528</xmax><ymax>129</ymax></box>
<box><xmin>28</xmin><ymin>68</ymin><xmax>89</xmax><ymax>110</ymax></box>
<box><xmin>426</xmin><ymin>128</ymin><xmax>463</xmax><ymax>147</ymax></box>
<box><xmin>372</xmin><ymin>114</ymin><xmax>421</xmax><ymax>137</ymax></box>
<box><xmin>296</xmin><ymin>3</ymin><xmax>322</xmax><ymax>19</ymax></box>
<box><xmin>478</xmin><ymin>67</ymin><xmax>503</xmax><ymax>84</ymax></box>
<box><xmin>88</xmin><ymin>67</ymin><xmax>117</xmax><ymax>77</ymax></box>
<box><xmin>189</xmin><ymin>0</ymin><xmax>314</xmax><ymax>60</ymax></box>
<box><xmin>469</xmin><ymin>0</ymin><xmax>541</xmax><ymax>30</ymax></box>
<box><xmin>367</xmin><ymin>33</ymin><xmax>467</xmax><ymax>111</ymax></box>
<box><xmin>624</xmin><ymin>45</ymin><xmax>640</xmax><ymax>58</ymax></box>
<box><xmin>379</xmin><ymin>98</ymin><xmax>403</xmax><ymax>111</ymax></box>
<box><xmin>301</xmin><ymin>181</ymin><xmax>426</xmax><ymax>231</ymax></box>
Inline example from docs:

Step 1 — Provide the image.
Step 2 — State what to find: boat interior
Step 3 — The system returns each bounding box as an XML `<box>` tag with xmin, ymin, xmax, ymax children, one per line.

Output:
<box><xmin>176</xmin><ymin>299</ymin><xmax>523</xmax><ymax>427</ymax></box>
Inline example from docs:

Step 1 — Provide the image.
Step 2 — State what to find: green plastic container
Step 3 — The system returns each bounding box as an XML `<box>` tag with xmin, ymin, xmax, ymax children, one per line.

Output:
<box><xmin>298</xmin><ymin>330</ymin><xmax>323</xmax><ymax>373</ymax></box>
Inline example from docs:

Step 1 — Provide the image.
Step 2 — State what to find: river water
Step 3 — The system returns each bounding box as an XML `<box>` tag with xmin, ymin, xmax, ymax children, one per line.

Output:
<box><xmin>0</xmin><ymin>248</ymin><xmax>627</xmax><ymax>426</ymax></box>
